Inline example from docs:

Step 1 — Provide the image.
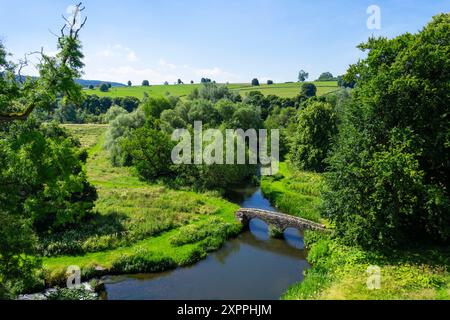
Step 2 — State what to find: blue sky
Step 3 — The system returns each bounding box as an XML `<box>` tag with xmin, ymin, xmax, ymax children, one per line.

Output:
<box><xmin>0</xmin><ymin>0</ymin><xmax>448</xmax><ymax>84</ymax></box>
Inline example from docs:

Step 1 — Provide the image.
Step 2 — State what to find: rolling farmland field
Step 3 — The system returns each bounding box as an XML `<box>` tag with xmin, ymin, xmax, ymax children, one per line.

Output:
<box><xmin>84</xmin><ymin>81</ymin><xmax>338</xmax><ymax>99</ymax></box>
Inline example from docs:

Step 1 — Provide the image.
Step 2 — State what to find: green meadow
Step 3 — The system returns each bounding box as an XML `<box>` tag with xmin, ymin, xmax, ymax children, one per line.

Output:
<box><xmin>85</xmin><ymin>81</ymin><xmax>338</xmax><ymax>99</ymax></box>
<box><xmin>42</xmin><ymin>125</ymin><xmax>241</xmax><ymax>286</ymax></box>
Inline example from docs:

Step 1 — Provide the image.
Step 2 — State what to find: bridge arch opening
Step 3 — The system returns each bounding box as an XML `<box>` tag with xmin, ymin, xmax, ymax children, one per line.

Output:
<box><xmin>245</xmin><ymin>218</ymin><xmax>305</xmax><ymax>248</ymax></box>
<box><xmin>283</xmin><ymin>227</ymin><xmax>305</xmax><ymax>250</ymax></box>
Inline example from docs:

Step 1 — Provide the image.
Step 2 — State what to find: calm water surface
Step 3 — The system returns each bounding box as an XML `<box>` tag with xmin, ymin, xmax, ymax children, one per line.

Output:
<box><xmin>102</xmin><ymin>186</ymin><xmax>309</xmax><ymax>300</ymax></box>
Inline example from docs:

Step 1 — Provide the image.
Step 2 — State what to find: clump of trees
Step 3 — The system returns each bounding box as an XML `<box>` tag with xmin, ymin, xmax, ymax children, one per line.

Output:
<box><xmin>298</xmin><ymin>70</ymin><xmax>309</xmax><ymax>82</ymax></box>
<box><xmin>317</xmin><ymin>72</ymin><xmax>336</xmax><ymax>81</ymax></box>
<box><xmin>251</xmin><ymin>78</ymin><xmax>260</xmax><ymax>86</ymax></box>
<box><xmin>105</xmin><ymin>83</ymin><xmax>260</xmax><ymax>190</ymax></box>
<box><xmin>99</xmin><ymin>83</ymin><xmax>109</xmax><ymax>92</ymax></box>
<box><xmin>289</xmin><ymin>101</ymin><xmax>337</xmax><ymax>171</ymax></box>
<box><xmin>324</xmin><ymin>14</ymin><xmax>450</xmax><ymax>248</ymax></box>
<box><xmin>301</xmin><ymin>83</ymin><xmax>317</xmax><ymax>97</ymax></box>
<box><xmin>142</xmin><ymin>80</ymin><xmax>150</xmax><ymax>86</ymax></box>
<box><xmin>54</xmin><ymin>95</ymin><xmax>140</xmax><ymax>123</ymax></box>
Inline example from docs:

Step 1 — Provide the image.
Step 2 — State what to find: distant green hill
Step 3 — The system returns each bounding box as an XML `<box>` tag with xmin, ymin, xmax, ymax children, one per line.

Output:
<box><xmin>16</xmin><ymin>75</ymin><xmax>126</xmax><ymax>88</ymax></box>
<box><xmin>84</xmin><ymin>81</ymin><xmax>338</xmax><ymax>100</ymax></box>
<box><xmin>76</xmin><ymin>79</ymin><xmax>126</xmax><ymax>88</ymax></box>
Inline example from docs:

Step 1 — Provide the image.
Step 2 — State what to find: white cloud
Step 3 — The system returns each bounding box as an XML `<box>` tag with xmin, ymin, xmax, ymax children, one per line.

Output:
<box><xmin>84</xmin><ymin>65</ymin><xmax>178</xmax><ymax>85</ymax></box>
<box><xmin>193</xmin><ymin>66</ymin><xmax>243</xmax><ymax>83</ymax></box>
<box><xmin>96</xmin><ymin>44</ymin><xmax>138</xmax><ymax>62</ymax></box>
<box><xmin>158</xmin><ymin>58</ymin><xmax>176</xmax><ymax>69</ymax></box>
<box><xmin>127</xmin><ymin>51</ymin><xmax>137</xmax><ymax>62</ymax></box>
<box><xmin>83</xmin><ymin>54</ymin><xmax>244</xmax><ymax>84</ymax></box>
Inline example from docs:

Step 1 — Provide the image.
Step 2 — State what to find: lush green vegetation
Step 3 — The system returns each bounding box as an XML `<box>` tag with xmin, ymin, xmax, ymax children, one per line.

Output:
<box><xmin>103</xmin><ymin>83</ymin><xmax>261</xmax><ymax>192</ymax></box>
<box><xmin>85</xmin><ymin>81</ymin><xmax>338</xmax><ymax>99</ymax></box>
<box><xmin>1</xmin><ymin>3</ymin><xmax>448</xmax><ymax>301</ymax></box>
<box><xmin>289</xmin><ymin>101</ymin><xmax>337</xmax><ymax>172</ymax></box>
<box><xmin>261</xmin><ymin>163</ymin><xmax>450</xmax><ymax>300</ymax></box>
<box><xmin>279</xmin><ymin>13</ymin><xmax>450</xmax><ymax>300</ymax></box>
<box><xmin>261</xmin><ymin>162</ymin><xmax>324</xmax><ymax>223</ymax></box>
<box><xmin>0</xmin><ymin>10</ymin><xmax>98</xmax><ymax>297</ymax></box>
<box><xmin>283</xmin><ymin>231</ymin><xmax>450</xmax><ymax>300</ymax></box>
<box><xmin>324</xmin><ymin>14</ymin><xmax>450</xmax><ymax>248</ymax></box>
<box><xmin>42</xmin><ymin>124</ymin><xmax>241</xmax><ymax>287</ymax></box>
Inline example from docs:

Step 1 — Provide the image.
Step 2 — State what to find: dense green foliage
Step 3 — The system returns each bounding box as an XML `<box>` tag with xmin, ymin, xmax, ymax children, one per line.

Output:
<box><xmin>0</xmin><ymin>13</ymin><xmax>98</xmax><ymax>297</ymax></box>
<box><xmin>324</xmin><ymin>14</ymin><xmax>450</xmax><ymax>248</ymax></box>
<box><xmin>1</xmin><ymin>120</ymin><xmax>97</xmax><ymax>232</ymax></box>
<box><xmin>104</xmin><ymin>83</ymin><xmax>261</xmax><ymax>191</ymax></box>
<box><xmin>289</xmin><ymin>100</ymin><xmax>337</xmax><ymax>171</ymax></box>
<box><xmin>123</xmin><ymin>121</ymin><xmax>175</xmax><ymax>180</ymax></box>
<box><xmin>99</xmin><ymin>83</ymin><xmax>109</xmax><ymax>92</ymax></box>
<box><xmin>54</xmin><ymin>95</ymin><xmax>139</xmax><ymax>123</ymax></box>
<box><xmin>0</xmin><ymin>120</ymin><xmax>97</xmax><ymax>298</ymax></box>
<box><xmin>300</xmin><ymin>83</ymin><xmax>317</xmax><ymax>97</ymax></box>
<box><xmin>317</xmin><ymin>72</ymin><xmax>336</xmax><ymax>81</ymax></box>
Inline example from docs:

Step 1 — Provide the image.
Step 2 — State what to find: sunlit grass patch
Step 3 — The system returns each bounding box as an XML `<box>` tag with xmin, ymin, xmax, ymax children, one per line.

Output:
<box><xmin>261</xmin><ymin>162</ymin><xmax>323</xmax><ymax>222</ymax></box>
<box><xmin>282</xmin><ymin>231</ymin><xmax>450</xmax><ymax>300</ymax></box>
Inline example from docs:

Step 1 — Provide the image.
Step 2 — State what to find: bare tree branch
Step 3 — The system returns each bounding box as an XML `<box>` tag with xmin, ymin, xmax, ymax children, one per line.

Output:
<box><xmin>17</xmin><ymin>53</ymin><xmax>29</xmax><ymax>84</ymax></box>
<box><xmin>0</xmin><ymin>2</ymin><xmax>87</xmax><ymax>122</ymax></box>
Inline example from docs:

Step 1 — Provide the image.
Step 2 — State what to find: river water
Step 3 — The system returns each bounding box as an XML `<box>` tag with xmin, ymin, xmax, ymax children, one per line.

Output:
<box><xmin>102</xmin><ymin>186</ymin><xmax>309</xmax><ymax>300</ymax></box>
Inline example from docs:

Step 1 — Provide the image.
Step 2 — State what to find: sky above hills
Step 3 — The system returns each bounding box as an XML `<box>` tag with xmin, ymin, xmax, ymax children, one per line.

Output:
<box><xmin>1</xmin><ymin>0</ymin><xmax>449</xmax><ymax>84</ymax></box>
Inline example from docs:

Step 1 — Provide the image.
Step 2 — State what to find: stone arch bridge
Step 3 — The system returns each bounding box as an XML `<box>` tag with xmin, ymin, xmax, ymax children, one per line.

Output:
<box><xmin>236</xmin><ymin>208</ymin><xmax>327</xmax><ymax>232</ymax></box>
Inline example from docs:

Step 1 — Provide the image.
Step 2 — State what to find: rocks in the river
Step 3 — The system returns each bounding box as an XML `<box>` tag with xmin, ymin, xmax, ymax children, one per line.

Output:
<box><xmin>17</xmin><ymin>281</ymin><xmax>103</xmax><ymax>300</ymax></box>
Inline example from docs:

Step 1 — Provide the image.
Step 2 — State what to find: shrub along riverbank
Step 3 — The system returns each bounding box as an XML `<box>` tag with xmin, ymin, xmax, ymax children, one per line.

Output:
<box><xmin>261</xmin><ymin>163</ymin><xmax>450</xmax><ymax>300</ymax></box>
<box><xmin>41</xmin><ymin>125</ymin><xmax>241</xmax><ymax>287</ymax></box>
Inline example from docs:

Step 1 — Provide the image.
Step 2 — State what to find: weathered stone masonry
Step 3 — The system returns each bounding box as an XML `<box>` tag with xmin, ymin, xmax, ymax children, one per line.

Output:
<box><xmin>235</xmin><ymin>208</ymin><xmax>327</xmax><ymax>232</ymax></box>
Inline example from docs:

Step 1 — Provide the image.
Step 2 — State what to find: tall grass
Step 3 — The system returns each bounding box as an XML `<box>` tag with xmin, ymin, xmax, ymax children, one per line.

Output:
<box><xmin>282</xmin><ymin>231</ymin><xmax>450</xmax><ymax>300</ymax></box>
<box><xmin>261</xmin><ymin>162</ymin><xmax>324</xmax><ymax>223</ymax></box>
<box><xmin>42</xmin><ymin>124</ymin><xmax>241</xmax><ymax>286</ymax></box>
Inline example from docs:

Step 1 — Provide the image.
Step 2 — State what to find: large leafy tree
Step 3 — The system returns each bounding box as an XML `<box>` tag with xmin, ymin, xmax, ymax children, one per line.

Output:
<box><xmin>324</xmin><ymin>14</ymin><xmax>450</xmax><ymax>248</ymax></box>
<box><xmin>298</xmin><ymin>69</ymin><xmax>309</xmax><ymax>82</ymax></box>
<box><xmin>289</xmin><ymin>101</ymin><xmax>337</xmax><ymax>171</ymax></box>
<box><xmin>0</xmin><ymin>3</ymin><xmax>97</xmax><ymax>298</ymax></box>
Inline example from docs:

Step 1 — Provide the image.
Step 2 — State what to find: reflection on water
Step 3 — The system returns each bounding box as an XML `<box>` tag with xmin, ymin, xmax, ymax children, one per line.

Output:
<box><xmin>225</xmin><ymin>186</ymin><xmax>277</xmax><ymax>212</ymax></box>
<box><xmin>103</xmin><ymin>187</ymin><xmax>309</xmax><ymax>300</ymax></box>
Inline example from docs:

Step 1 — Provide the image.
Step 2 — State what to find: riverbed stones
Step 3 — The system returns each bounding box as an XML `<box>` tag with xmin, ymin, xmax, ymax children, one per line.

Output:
<box><xmin>16</xmin><ymin>281</ymin><xmax>99</xmax><ymax>300</ymax></box>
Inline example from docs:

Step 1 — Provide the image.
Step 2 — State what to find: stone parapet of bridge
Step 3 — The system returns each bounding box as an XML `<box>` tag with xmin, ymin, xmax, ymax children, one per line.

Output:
<box><xmin>236</xmin><ymin>208</ymin><xmax>327</xmax><ymax>232</ymax></box>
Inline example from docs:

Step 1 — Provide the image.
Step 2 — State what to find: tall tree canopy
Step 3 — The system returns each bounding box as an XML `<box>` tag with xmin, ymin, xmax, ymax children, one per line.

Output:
<box><xmin>0</xmin><ymin>3</ymin><xmax>97</xmax><ymax>298</ymax></box>
<box><xmin>324</xmin><ymin>14</ymin><xmax>450</xmax><ymax>248</ymax></box>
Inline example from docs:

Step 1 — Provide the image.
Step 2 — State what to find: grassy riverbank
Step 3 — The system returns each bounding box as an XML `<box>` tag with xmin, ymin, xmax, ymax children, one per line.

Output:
<box><xmin>261</xmin><ymin>162</ymin><xmax>450</xmax><ymax>300</ymax></box>
<box><xmin>261</xmin><ymin>162</ymin><xmax>324</xmax><ymax>223</ymax></box>
<box><xmin>283</xmin><ymin>231</ymin><xmax>450</xmax><ymax>300</ymax></box>
<box><xmin>42</xmin><ymin>124</ymin><xmax>241</xmax><ymax>286</ymax></box>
